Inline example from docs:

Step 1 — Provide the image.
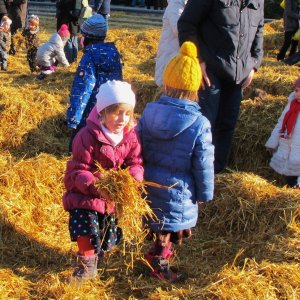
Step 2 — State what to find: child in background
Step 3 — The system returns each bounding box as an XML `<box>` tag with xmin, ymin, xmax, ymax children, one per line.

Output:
<box><xmin>265</xmin><ymin>77</ymin><xmax>300</xmax><ymax>189</ymax></box>
<box><xmin>36</xmin><ymin>24</ymin><xmax>70</xmax><ymax>80</ymax></box>
<box><xmin>63</xmin><ymin>80</ymin><xmax>144</xmax><ymax>282</ymax></box>
<box><xmin>21</xmin><ymin>14</ymin><xmax>40</xmax><ymax>73</ymax></box>
<box><xmin>155</xmin><ymin>0</ymin><xmax>187</xmax><ymax>87</ymax></box>
<box><xmin>0</xmin><ymin>16</ymin><xmax>12</xmax><ymax>71</ymax></box>
<box><xmin>66</xmin><ymin>14</ymin><xmax>122</xmax><ymax>152</ymax></box>
<box><xmin>138</xmin><ymin>41</ymin><xmax>214</xmax><ymax>282</ymax></box>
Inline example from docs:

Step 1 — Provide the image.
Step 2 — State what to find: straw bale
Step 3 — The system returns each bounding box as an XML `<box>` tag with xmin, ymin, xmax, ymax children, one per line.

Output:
<box><xmin>201</xmin><ymin>173</ymin><xmax>300</xmax><ymax>240</ymax></box>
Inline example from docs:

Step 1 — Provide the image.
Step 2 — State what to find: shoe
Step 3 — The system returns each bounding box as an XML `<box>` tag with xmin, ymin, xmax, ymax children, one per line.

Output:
<box><xmin>145</xmin><ymin>255</ymin><xmax>187</xmax><ymax>283</ymax></box>
<box><xmin>36</xmin><ymin>73</ymin><xmax>47</xmax><ymax>80</ymax></box>
<box><xmin>69</xmin><ymin>254</ymin><xmax>98</xmax><ymax>284</ymax></box>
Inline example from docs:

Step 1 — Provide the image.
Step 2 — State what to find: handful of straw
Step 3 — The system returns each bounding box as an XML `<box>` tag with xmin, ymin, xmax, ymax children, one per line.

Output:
<box><xmin>94</xmin><ymin>164</ymin><xmax>156</xmax><ymax>247</ymax></box>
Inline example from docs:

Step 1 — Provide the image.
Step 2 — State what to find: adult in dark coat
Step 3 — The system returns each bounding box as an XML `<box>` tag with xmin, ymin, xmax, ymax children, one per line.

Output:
<box><xmin>178</xmin><ymin>0</ymin><xmax>264</xmax><ymax>173</ymax></box>
<box><xmin>7</xmin><ymin>0</ymin><xmax>27</xmax><ymax>55</ymax></box>
<box><xmin>55</xmin><ymin>0</ymin><xmax>79</xmax><ymax>63</ymax></box>
<box><xmin>277</xmin><ymin>0</ymin><xmax>300</xmax><ymax>61</ymax></box>
<box><xmin>0</xmin><ymin>0</ymin><xmax>8</xmax><ymax>20</ymax></box>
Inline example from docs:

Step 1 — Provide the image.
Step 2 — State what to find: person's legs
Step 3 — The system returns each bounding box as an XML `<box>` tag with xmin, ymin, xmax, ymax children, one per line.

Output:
<box><xmin>277</xmin><ymin>31</ymin><xmax>296</xmax><ymax>61</ymax></box>
<box><xmin>64</xmin><ymin>35</ymin><xmax>78</xmax><ymax>64</ymax></box>
<box><xmin>289</xmin><ymin>40</ymin><xmax>299</xmax><ymax>57</ymax></box>
<box><xmin>0</xmin><ymin>49</ymin><xmax>7</xmax><ymax>70</ymax></box>
<box><xmin>145</xmin><ymin>232</ymin><xmax>187</xmax><ymax>282</ymax></box>
<box><xmin>285</xmin><ymin>176</ymin><xmax>299</xmax><ymax>188</ymax></box>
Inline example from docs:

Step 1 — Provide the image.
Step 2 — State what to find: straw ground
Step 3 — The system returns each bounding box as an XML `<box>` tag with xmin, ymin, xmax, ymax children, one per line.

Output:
<box><xmin>0</xmin><ymin>16</ymin><xmax>299</xmax><ymax>299</ymax></box>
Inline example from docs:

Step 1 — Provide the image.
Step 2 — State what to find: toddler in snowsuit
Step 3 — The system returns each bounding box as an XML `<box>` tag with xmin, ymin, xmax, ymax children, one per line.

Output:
<box><xmin>66</xmin><ymin>14</ymin><xmax>123</xmax><ymax>151</ymax></box>
<box><xmin>0</xmin><ymin>16</ymin><xmax>12</xmax><ymax>71</ymax></box>
<box><xmin>36</xmin><ymin>24</ymin><xmax>70</xmax><ymax>80</ymax></box>
<box><xmin>21</xmin><ymin>14</ymin><xmax>40</xmax><ymax>72</ymax></box>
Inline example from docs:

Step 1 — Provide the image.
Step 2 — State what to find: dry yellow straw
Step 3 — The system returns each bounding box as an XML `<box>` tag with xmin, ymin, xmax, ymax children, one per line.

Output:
<box><xmin>94</xmin><ymin>164</ymin><xmax>157</xmax><ymax>248</ymax></box>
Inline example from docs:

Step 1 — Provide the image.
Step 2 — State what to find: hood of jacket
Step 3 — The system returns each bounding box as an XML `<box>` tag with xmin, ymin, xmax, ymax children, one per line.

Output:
<box><xmin>143</xmin><ymin>95</ymin><xmax>201</xmax><ymax>140</ymax></box>
<box><xmin>48</xmin><ymin>32</ymin><xmax>64</xmax><ymax>48</ymax></box>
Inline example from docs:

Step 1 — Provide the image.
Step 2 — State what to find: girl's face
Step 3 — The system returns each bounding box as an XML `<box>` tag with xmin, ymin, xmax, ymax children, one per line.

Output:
<box><xmin>1</xmin><ymin>23</ymin><xmax>10</xmax><ymax>32</ymax></box>
<box><xmin>102</xmin><ymin>105</ymin><xmax>133</xmax><ymax>134</ymax></box>
<box><xmin>29</xmin><ymin>23</ymin><xmax>37</xmax><ymax>31</ymax></box>
<box><xmin>295</xmin><ymin>87</ymin><xmax>300</xmax><ymax>102</ymax></box>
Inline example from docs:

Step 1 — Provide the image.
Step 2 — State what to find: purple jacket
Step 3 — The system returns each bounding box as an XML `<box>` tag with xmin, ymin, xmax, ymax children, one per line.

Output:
<box><xmin>63</xmin><ymin>107</ymin><xmax>144</xmax><ymax>213</ymax></box>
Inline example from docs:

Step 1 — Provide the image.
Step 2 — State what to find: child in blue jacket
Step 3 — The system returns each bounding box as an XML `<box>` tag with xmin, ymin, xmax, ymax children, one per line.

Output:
<box><xmin>66</xmin><ymin>14</ymin><xmax>123</xmax><ymax>151</ymax></box>
<box><xmin>138</xmin><ymin>41</ymin><xmax>214</xmax><ymax>282</ymax></box>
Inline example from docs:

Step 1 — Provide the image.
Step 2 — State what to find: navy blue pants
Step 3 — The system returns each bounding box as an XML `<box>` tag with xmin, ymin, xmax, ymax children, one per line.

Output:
<box><xmin>64</xmin><ymin>36</ymin><xmax>78</xmax><ymax>64</ymax></box>
<box><xmin>199</xmin><ymin>71</ymin><xmax>243</xmax><ymax>173</ymax></box>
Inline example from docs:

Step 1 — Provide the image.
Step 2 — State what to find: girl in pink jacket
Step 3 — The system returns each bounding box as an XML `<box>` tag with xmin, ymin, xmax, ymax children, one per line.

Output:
<box><xmin>63</xmin><ymin>80</ymin><xmax>144</xmax><ymax>282</ymax></box>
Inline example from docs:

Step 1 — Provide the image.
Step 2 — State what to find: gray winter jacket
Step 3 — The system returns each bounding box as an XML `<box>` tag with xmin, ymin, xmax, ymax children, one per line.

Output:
<box><xmin>178</xmin><ymin>0</ymin><xmax>264</xmax><ymax>84</ymax></box>
<box><xmin>36</xmin><ymin>32</ymin><xmax>69</xmax><ymax>67</ymax></box>
<box><xmin>284</xmin><ymin>0</ymin><xmax>300</xmax><ymax>32</ymax></box>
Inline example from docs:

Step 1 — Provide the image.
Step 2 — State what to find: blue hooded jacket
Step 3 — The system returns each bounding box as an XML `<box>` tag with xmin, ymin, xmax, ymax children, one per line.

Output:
<box><xmin>138</xmin><ymin>96</ymin><xmax>214</xmax><ymax>232</ymax></box>
<box><xmin>66</xmin><ymin>42</ymin><xmax>123</xmax><ymax>129</ymax></box>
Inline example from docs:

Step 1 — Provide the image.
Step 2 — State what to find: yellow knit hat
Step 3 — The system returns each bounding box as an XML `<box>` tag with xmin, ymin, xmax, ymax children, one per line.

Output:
<box><xmin>163</xmin><ymin>41</ymin><xmax>202</xmax><ymax>92</ymax></box>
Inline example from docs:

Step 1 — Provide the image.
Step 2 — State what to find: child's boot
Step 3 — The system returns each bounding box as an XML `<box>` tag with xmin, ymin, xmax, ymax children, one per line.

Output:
<box><xmin>70</xmin><ymin>253</ymin><xmax>98</xmax><ymax>283</ymax></box>
<box><xmin>145</xmin><ymin>254</ymin><xmax>187</xmax><ymax>283</ymax></box>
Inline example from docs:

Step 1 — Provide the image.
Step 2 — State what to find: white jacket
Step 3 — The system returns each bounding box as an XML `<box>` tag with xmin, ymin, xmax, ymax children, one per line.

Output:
<box><xmin>265</xmin><ymin>92</ymin><xmax>300</xmax><ymax>176</ymax></box>
<box><xmin>154</xmin><ymin>0</ymin><xmax>187</xmax><ymax>87</ymax></box>
<box><xmin>36</xmin><ymin>33</ymin><xmax>70</xmax><ymax>67</ymax></box>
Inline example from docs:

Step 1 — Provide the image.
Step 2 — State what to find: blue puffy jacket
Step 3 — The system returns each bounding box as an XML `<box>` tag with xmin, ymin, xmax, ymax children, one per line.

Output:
<box><xmin>66</xmin><ymin>42</ymin><xmax>123</xmax><ymax>129</ymax></box>
<box><xmin>138</xmin><ymin>96</ymin><xmax>214</xmax><ymax>232</ymax></box>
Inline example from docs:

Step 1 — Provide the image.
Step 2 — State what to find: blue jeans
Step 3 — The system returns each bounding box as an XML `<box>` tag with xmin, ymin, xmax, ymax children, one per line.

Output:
<box><xmin>0</xmin><ymin>48</ymin><xmax>8</xmax><ymax>69</ymax></box>
<box><xmin>64</xmin><ymin>36</ymin><xmax>78</xmax><ymax>64</ymax></box>
<box><xmin>199</xmin><ymin>70</ymin><xmax>243</xmax><ymax>173</ymax></box>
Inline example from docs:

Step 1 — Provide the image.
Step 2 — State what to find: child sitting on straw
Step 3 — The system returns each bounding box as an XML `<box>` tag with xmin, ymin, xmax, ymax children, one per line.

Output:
<box><xmin>66</xmin><ymin>14</ymin><xmax>123</xmax><ymax>152</ymax></box>
<box><xmin>265</xmin><ymin>77</ymin><xmax>300</xmax><ymax>189</ymax></box>
<box><xmin>63</xmin><ymin>80</ymin><xmax>144</xmax><ymax>283</ymax></box>
<box><xmin>36</xmin><ymin>24</ymin><xmax>70</xmax><ymax>80</ymax></box>
<box><xmin>21</xmin><ymin>14</ymin><xmax>40</xmax><ymax>73</ymax></box>
<box><xmin>138</xmin><ymin>41</ymin><xmax>215</xmax><ymax>282</ymax></box>
<box><xmin>0</xmin><ymin>16</ymin><xmax>12</xmax><ymax>71</ymax></box>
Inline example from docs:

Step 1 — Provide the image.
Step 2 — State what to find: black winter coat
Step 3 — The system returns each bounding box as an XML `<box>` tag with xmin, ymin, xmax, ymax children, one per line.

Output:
<box><xmin>178</xmin><ymin>0</ymin><xmax>264</xmax><ymax>84</ymax></box>
<box><xmin>56</xmin><ymin>0</ymin><xmax>79</xmax><ymax>35</ymax></box>
<box><xmin>7</xmin><ymin>0</ymin><xmax>27</xmax><ymax>34</ymax></box>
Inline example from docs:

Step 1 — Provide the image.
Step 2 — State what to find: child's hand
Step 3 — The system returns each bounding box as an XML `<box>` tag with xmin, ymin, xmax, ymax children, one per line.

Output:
<box><xmin>99</xmin><ymin>189</ymin><xmax>111</xmax><ymax>202</ymax></box>
<box><xmin>105</xmin><ymin>200</ymin><xmax>115</xmax><ymax>215</ymax></box>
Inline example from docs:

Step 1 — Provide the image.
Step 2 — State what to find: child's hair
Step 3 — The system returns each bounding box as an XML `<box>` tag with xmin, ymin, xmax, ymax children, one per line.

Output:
<box><xmin>294</xmin><ymin>77</ymin><xmax>300</xmax><ymax>89</ymax></box>
<box><xmin>164</xmin><ymin>86</ymin><xmax>198</xmax><ymax>101</ymax></box>
<box><xmin>95</xmin><ymin>80</ymin><xmax>136</xmax><ymax>130</ymax></box>
<box><xmin>163</xmin><ymin>41</ymin><xmax>202</xmax><ymax>99</ymax></box>
<box><xmin>99</xmin><ymin>103</ymin><xmax>135</xmax><ymax>130</ymax></box>
<box><xmin>1</xmin><ymin>16</ymin><xmax>12</xmax><ymax>27</ymax></box>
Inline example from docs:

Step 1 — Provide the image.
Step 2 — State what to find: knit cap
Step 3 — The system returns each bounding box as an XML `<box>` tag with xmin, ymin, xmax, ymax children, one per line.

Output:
<box><xmin>1</xmin><ymin>16</ymin><xmax>12</xmax><ymax>26</ymax></box>
<box><xmin>163</xmin><ymin>41</ymin><xmax>202</xmax><ymax>92</ymax></box>
<box><xmin>96</xmin><ymin>80</ymin><xmax>136</xmax><ymax>113</ymax></box>
<box><xmin>28</xmin><ymin>14</ymin><xmax>39</xmax><ymax>27</ymax></box>
<box><xmin>81</xmin><ymin>14</ymin><xmax>107</xmax><ymax>38</ymax></box>
<box><xmin>58</xmin><ymin>24</ymin><xmax>70</xmax><ymax>38</ymax></box>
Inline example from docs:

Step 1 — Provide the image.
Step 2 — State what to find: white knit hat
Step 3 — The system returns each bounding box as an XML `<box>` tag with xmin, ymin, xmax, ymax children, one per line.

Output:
<box><xmin>96</xmin><ymin>80</ymin><xmax>136</xmax><ymax>113</ymax></box>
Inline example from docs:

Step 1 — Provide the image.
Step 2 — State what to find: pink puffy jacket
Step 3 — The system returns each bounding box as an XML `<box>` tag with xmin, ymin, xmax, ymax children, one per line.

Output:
<box><xmin>63</xmin><ymin>107</ymin><xmax>144</xmax><ymax>214</ymax></box>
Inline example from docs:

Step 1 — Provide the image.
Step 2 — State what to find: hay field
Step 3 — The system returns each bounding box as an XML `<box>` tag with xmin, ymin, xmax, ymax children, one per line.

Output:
<box><xmin>0</xmin><ymin>16</ymin><xmax>300</xmax><ymax>299</ymax></box>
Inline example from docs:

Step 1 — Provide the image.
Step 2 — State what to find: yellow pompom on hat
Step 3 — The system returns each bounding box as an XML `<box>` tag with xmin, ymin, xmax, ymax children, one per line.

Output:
<box><xmin>163</xmin><ymin>41</ymin><xmax>202</xmax><ymax>92</ymax></box>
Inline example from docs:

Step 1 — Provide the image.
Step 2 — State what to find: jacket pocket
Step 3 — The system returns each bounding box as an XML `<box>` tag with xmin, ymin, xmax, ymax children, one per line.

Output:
<box><xmin>289</xmin><ymin>144</ymin><xmax>300</xmax><ymax>165</ymax></box>
<box><xmin>275</xmin><ymin>137</ymin><xmax>290</xmax><ymax>160</ymax></box>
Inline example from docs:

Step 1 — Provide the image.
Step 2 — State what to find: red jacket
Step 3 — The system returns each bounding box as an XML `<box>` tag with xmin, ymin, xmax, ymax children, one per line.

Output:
<box><xmin>63</xmin><ymin>107</ymin><xmax>144</xmax><ymax>213</ymax></box>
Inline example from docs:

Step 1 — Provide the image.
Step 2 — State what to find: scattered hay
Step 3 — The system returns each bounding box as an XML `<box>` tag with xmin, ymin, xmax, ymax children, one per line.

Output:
<box><xmin>94</xmin><ymin>165</ymin><xmax>156</xmax><ymax>250</ymax></box>
<box><xmin>0</xmin><ymin>17</ymin><xmax>300</xmax><ymax>299</ymax></box>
